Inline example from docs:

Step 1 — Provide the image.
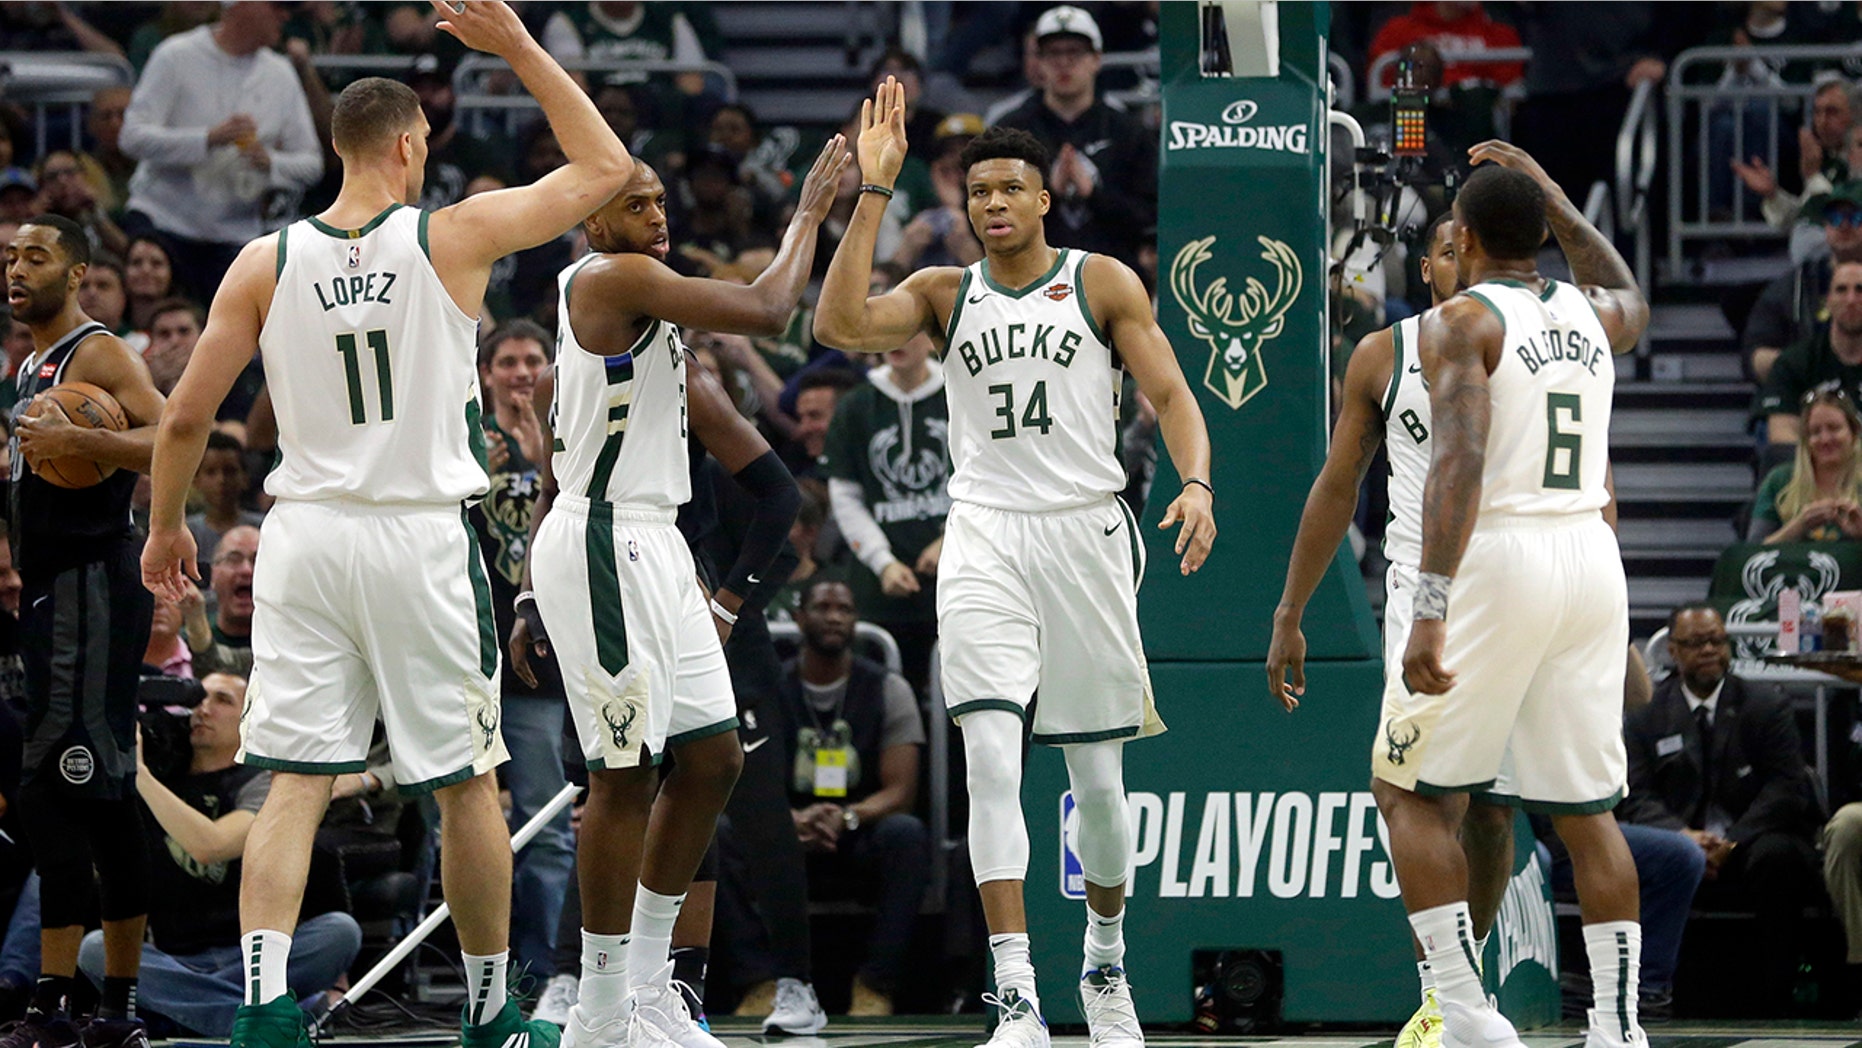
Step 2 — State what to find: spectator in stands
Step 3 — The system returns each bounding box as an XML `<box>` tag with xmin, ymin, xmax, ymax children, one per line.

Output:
<box><xmin>0</xmin><ymin>2</ymin><xmax>122</xmax><ymax>58</ymax></box>
<box><xmin>0</xmin><ymin>172</ymin><xmax>37</xmax><ymax>227</ymax></box>
<box><xmin>709</xmin><ymin>103</ymin><xmax>790</xmax><ymax>221</ymax></box>
<box><xmin>541</xmin><ymin>1</ymin><xmax>713</xmax><ymax>99</ymax></box>
<box><xmin>192</xmin><ymin>525</ymin><xmax>256</xmax><ymax>679</ymax></box>
<box><xmin>892</xmin><ymin>117</ymin><xmax>985</xmax><ymax>272</ymax></box>
<box><xmin>594</xmin><ymin>80</ymin><xmax>680</xmax><ymax>173</ymax></box>
<box><xmin>768</xmin><ymin>489</ymin><xmax>836</xmax><ymax>625</ymax></box>
<box><xmin>77</xmin><ymin>672</ymin><xmax>360</xmax><ymax>1034</ymax></box>
<box><xmin>1758</xmin><ymin>259</ymin><xmax>1862</xmax><ymax>442</ymax></box>
<box><xmin>123</xmin><ymin>236</ymin><xmax>176</xmax><ymax>333</ymax></box>
<box><xmin>1745</xmin><ymin>184</ymin><xmax>1862</xmax><ymax>383</ymax></box>
<box><xmin>120</xmin><ymin>0</ymin><xmax>322</xmax><ymax>300</ymax></box>
<box><xmin>756</xmin><ymin>579</ymin><xmax>927</xmax><ymax>1016</ymax></box>
<box><xmin>1731</xmin><ymin>79</ymin><xmax>1860</xmax><ymax>260</ymax></box>
<box><xmin>1623</xmin><ymin>603</ymin><xmax>1824</xmax><ymax>1016</ymax></box>
<box><xmin>142</xmin><ymin>297</ymin><xmax>204</xmax><ymax>396</ymax></box>
<box><xmin>787</xmin><ymin>368</ymin><xmax>861</xmax><ymax>486</ymax></box>
<box><xmin>408</xmin><ymin>54</ymin><xmax>510</xmax><ymax>212</ymax></box>
<box><xmin>126</xmin><ymin>3</ymin><xmax>219</xmax><ymax>73</ymax></box>
<box><xmin>1696</xmin><ymin>6</ymin><xmax>1833</xmax><ymax>219</ymax></box>
<box><xmin>186</xmin><ymin>431</ymin><xmax>262</xmax><ymax>579</ymax></box>
<box><xmin>824</xmin><ymin>331</ymin><xmax>949</xmax><ymax>696</ymax></box>
<box><xmin>996</xmin><ymin>5</ymin><xmax>1158</xmax><ymax>266</ymax></box>
<box><xmin>675</xmin><ymin>145</ymin><xmax>760</xmax><ymax>267</ymax></box>
<box><xmin>33</xmin><ymin>151</ymin><xmax>128</xmax><ymax>259</ymax></box>
<box><xmin>869</xmin><ymin>48</ymin><xmax>946</xmax><ymax>164</ymax></box>
<box><xmin>1751</xmin><ymin>390</ymin><xmax>1862</xmax><ymax>543</ymax></box>
<box><xmin>76</xmin><ymin>255</ymin><xmax>145</xmax><ymax>352</ymax></box>
<box><xmin>0</xmin><ymin>316</ymin><xmax>29</xmax><ymax>410</ymax></box>
<box><xmin>144</xmin><ymin>592</ymin><xmax>192</xmax><ymax>680</ymax></box>
<box><xmin>1365</xmin><ymin>3</ymin><xmax>1525</xmax><ymax>93</ymax></box>
<box><xmin>80</xmin><ymin>87</ymin><xmax>136</xmax><ymax>220</ymax></box>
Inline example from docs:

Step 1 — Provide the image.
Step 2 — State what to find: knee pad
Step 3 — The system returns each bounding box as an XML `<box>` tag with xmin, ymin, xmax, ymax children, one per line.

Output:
<box><xmin>1063</xmin><ymin>741</ymin><xmax>1130</xmax><ymax>889</ymax></box>
<box><xmin>961</xmin><ymin>711</ymin><xmax>1028</xmax><ymax>885</ymax></box>
<box><xmin>85</xmin><ymin>797</ymin><xmax>150</xmax><ymax>921</ymax></box>
<box><xmin>20</xmin><ymin>780</ymin><xmax>98</xmax><ymax>927</ymax></box>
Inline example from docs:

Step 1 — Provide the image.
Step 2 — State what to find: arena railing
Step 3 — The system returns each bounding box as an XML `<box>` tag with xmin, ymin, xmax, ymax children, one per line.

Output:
<box><xmin>451</xmin><ymin>54</ymin><xmax>738</xmax><ymax>140</ymax></box>
<box><xmin>1102</xmin><ymin>48</ymin><xmax>1161</xmax><ymax>114</ymax></box>
<box><xmin>0</xmin><ymin>51</ymin><xmax>133</xmax><ymax>157</ymax></box>
<box><xmin>1327</xmin><ymin>49</ymin><xmax>1355</xmax><ymax>112</ymax></box>
<box><xmin>1666</xmin><ymin>44</ymin><xmax>1862</xmax><ymax>277</ymax></box>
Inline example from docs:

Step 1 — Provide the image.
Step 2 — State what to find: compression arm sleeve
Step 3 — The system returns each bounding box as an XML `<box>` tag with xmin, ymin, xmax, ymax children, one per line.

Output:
<box><xmin>721</xmin><ymin>450</ymin><xmax>802</xmax><ymax>604</ymax></box>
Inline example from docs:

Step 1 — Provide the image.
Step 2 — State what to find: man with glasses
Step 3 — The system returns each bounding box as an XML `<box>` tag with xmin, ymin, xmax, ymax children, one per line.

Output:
<box><xmin>1747</xmin><ymin>184</ymin><xmax>1862</xmax><ymax>384</ymax></box>
<box><xmin>993</xmin><ymin>5</ymin><xmax>1155</xmax><ymax>267</ymax></box>
<box><xmin>192</xmin><ymin>525</ymin><xmax>257</xmax><ymax>680</ymax></box>
<box><xmin>1622</xmin><ymin>603</ymin><xmax>1823</xmax><ymax>1016</ymax></box>
<box><xmin>1757</xmin><ymin>258</ymin><xmax>1862</xmax><ymax>445</ymax></box>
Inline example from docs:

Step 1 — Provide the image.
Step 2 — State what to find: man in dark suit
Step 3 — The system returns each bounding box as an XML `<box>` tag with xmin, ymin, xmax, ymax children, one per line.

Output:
<box><xmin>1623</xmin><ymin>602</ymin><xmax>1824</xmax><ymax>1015</ymax></box>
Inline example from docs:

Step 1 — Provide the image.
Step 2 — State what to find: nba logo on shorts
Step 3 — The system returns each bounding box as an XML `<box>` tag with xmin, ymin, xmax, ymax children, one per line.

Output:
<box><xmin>1059</xmin><ymin>792</ymin><xmax>1085</xmax><ymax>899</ymax></box>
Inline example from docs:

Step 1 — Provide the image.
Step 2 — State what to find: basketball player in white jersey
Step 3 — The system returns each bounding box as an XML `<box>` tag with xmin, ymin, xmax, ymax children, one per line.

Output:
<box><xmin>512</xmin><ymin>142</ymin><xmax>845</xmax><ymax>1047</ymax></box>
<box><xmin>1380</xmin><ymin>144</ymin><xmax>1649</xmax><ymax>1048</ymax></box>
<box><xmin>1266</xmin><ymin>215</ymin><xmax>1515</xmax><ymax>1048</ymax></box>
<box><xmin>816</xmin><ymin>79</ymin><xmax>1216</xmax><ymax>1048</ymax></box>
<box><xmin>139</xmin><ymin>4</ymin><xmax>632</xmax><ymax>1045</ymax></box>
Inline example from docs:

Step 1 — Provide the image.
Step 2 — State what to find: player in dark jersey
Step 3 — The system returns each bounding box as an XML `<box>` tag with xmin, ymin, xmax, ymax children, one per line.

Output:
<box><xmin>5</xmin><ymin>214</ymin><xmax>166</xmax><ymax>1047</ymax></box>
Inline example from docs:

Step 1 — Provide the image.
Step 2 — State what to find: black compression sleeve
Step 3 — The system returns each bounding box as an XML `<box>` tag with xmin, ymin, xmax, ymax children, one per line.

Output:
<box><xmin>721</xmin><ymin>451</ymin><xmax>801</xmax><ymax>607</ymax></box>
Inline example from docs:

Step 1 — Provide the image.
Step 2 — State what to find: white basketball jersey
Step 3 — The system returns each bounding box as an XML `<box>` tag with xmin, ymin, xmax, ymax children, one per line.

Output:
<box><xmin>1381</xmin><ymin>315</ymin><xmax>1431</xmax><ymax>569</ymax></box>
<box><xmin>261</xmin><ymin>205</ymin><xmax>487</xmax><ymax>504</ymax></box>
<box><xmin>1463</xmin><ymin>279</ymin><xmax>1613</xmax><ymax>518</ymax></box>
<box><xmin>943</xmin><ymin>249</ymin><xmax>1125</xmax><ymax>512</ymax></box>
<box><xmin>549</xmin><ymin>254</ymin><xmax>691</xmax><ymax>509</ymax></box>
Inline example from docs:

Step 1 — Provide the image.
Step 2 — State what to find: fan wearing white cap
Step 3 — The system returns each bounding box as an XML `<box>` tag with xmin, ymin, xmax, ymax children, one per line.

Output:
<box><xmin>994</xmin><ymin>5</ymin><xmax>1156</xmax><ymax>267</ymax></box>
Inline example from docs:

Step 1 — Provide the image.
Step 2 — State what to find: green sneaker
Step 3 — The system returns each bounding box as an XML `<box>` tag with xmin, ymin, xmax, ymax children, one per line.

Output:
<box><xmin>1395</xmin><ymin>988</ymin><xmax>1443</xmax><ymax>1048</ymax></box>
<box><xmin>462</xmin><ymin>1000</ymin><xmax>563</xmax><ymax>1048</ymax></box>
<box><xmin>229</xmin><ymin>995</ymin><xmax>312</xmax><ymax>1048</ymax></box>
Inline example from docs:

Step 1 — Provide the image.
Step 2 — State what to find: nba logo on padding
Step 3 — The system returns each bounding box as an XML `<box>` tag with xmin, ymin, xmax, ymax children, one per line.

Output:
<box><xmin>1059</xmin><ymin>791</ymin><xmax>1085</xmax><ymax>899</ymax></box>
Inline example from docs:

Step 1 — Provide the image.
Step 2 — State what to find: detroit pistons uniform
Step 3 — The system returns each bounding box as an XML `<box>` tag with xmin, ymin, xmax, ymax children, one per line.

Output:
<box><xmin>938</xmin><ymin>248</ymin><xmax>1160</xmax><ymax>744</ymax></box>
<box><xmin>529</xmin><ymin>254</ymin><xmax>735</xmax><ymax>770</ymax></box>
<box><xmin>240</xmin><ymin>204</ymin><xmax>509</xmax><ymax>792</ymax></box>
<box><xmin>1371</xmin><ymin>279</ymin><xmax>1627</xmax><ymax>811</ymax></box>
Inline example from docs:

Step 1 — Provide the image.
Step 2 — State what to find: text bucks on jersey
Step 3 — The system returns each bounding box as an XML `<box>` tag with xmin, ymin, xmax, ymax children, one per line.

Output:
<box><xmin>944</xmin><ymin>250</ymin><xmax>1126</xmax><ymax>512</ymax></box>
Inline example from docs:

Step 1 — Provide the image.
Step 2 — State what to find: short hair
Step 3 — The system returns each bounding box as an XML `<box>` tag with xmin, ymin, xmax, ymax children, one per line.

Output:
<box><xmin>1421</xmin><ymin>210</ymin><xmax>1454</xmax><ymax>251</ymax></box>
<box><xmin>147</xmin><ymin>296</ymin><xmax>204</xmax><ymax>328</ymax></box>
<box><xmin>1454</xmin><ymin>166</ymin><xmax>1545</xmax><ymax>261</ymax></box>
<box><xmin>1666</xmin><ymin>601</ymin><xmax>1722</xmax><ymax>634</ymax></box>
<box><xmin>959</xmin><ymin>126</ymin><xmax>1050</xmax><ymax>185</ymax></box>
<box><xmin>22</xmin><ymin>213</ymin><xmax>90</xmax><ymax>267</ymax></box>
<box><xmin>710</xmin><ymin>102</ymin><xmax>757</xmax><ymax>131</ymax></box>
<box><xmin>85</xmin><ymin>252</ymin><xmax>124</xmax><ymax>284</ymax></box>
<box><xmin>332</xmin><ymin>77</ymin><xmax>422</xmax><ymax>157</ymax></box>
<box><xmin>204</xmin><ymin>430</ymin><xmax>245</xmax><ymax>458</ymax></box>
<box><xmin>796</xmin><ymin>368</ymin><xmax>861</xmax><ymax>398</ymax></box>
<box><xmin>795</xmin><ymin>486</ymin><xmax>826</xmax><ymax>531</ymax></box>
<box><xmin>868</xmin><ymin>46</ymin><xmax>924</xmax><ymax>83</ymax></box>
<box><xmin>479</xmin><ymin>318</ymin><xmax>554</xmax><ymax>370</ymax></box>
<box><xmin>800</xmin><ymin>576</ymin><xmax>854</xmax><ymax>613</ymax></box>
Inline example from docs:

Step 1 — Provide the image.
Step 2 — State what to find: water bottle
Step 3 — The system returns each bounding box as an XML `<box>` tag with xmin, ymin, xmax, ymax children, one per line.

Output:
<box><xmin>1803</xmin><ymin>601</ymin><xmax>1824</xmax><ymax>653</ymax></box>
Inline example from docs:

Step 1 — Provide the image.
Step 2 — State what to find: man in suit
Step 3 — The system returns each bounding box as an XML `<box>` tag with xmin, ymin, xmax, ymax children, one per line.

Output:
<box><xmin>1622</xmin><ymin>602</ymin><xmax>1824</xmax><ymax>1015</ymax></box>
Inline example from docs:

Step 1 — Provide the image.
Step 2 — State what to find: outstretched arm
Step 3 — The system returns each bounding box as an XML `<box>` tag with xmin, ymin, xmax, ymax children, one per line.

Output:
<box><xmin>1268</xmin><ymin>330</ymin><xmax>1391</xmax><ymax>711</ymax></box>
<box><xmin>1468</xmin><ymin>140</ymin><xmax>1649</xmax><ymax>355</ymax></box>
<box><xmin>1402</xmin><ymin>297</ymin><xmax>1501</xmax><ymax>695</ymax></box>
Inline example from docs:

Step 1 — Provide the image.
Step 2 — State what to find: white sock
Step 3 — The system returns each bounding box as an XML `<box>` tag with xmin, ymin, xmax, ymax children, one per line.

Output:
<box><xmin>461</xmin><ymin>950</ymin><xmax>509</xmax><ymax>1025</ymax></box>
<box><xmin>1584</xmin><ymin>921</ymin><xmax>1643</xmax><ymax>1042</ymax></box>
<box><xmin>1408</xmin><ymin>903</ymin><xmax>1484</xmax><ymax>1013</ymax></box>
<box><xmin>989</xmin><ymin>933</ymin><xmax>1041</xmax><ymax>1014</ymax></box>
<box><xmin>580</xmin><ymin>930</ymin><xmax>631</xmax><ymax>1020</ymax></box>
<box><xmin>1416</xmin><ymin>959</ymin><xmax>1436</xmax><ymax>1002</ymax></box>
<box><xmin>1083</xmin><ymin>904</ymin><xmax>1125</xmax><ymax>973</ymax></box>
<box><xmin>241</xmin><ymin>929</ymin><xmax>291</xmax><ymax>1006</ymax></box>
<box><xmin>1474</xmin><ymin>933</ymin><xmax>1490</xmax><ymax>977</ymax></box>
<box><xmin>629</xmin><ymin>888</ymin><xmax>684</xmax><ymax>990</ymax></box>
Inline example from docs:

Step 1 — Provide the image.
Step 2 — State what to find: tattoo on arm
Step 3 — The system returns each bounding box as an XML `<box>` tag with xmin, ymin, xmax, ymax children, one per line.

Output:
<box><xmin>1419</xmin><ymin>371</ymin><xmax>1489</xmax><ymax>578</ymax></box>
<box><xmin>1547</xmin><ymin>196</ymin><xmax>1636</xmax><ymax>291</ymax></box>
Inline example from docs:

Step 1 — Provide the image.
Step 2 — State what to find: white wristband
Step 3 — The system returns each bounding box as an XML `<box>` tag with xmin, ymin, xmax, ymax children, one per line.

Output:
<box><xmin>709</xmin><ymin>598</ymin><xmax>739</xmax><ymax>625</ymax></box>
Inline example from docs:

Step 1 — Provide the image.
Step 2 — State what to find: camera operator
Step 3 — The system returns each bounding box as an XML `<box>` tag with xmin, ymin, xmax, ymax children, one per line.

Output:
<box><xmin>76</xmin><ymin>673</ymin><xmax>358</xmax><ymax>1035</ymax></box>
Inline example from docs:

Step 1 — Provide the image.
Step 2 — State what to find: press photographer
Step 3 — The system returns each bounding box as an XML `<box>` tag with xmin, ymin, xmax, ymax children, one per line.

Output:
<box><xmin>75</xmin><ymin>673</ymin><xmax>358</xmax><ymax>1035</ymax></box>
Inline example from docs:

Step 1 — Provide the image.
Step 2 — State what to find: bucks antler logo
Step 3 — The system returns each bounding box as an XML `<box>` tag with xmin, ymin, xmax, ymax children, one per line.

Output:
<box><xmin>1169</xmin><ymin>235</ymin><xmax>1303</xmax><ymax>410</ymax></box>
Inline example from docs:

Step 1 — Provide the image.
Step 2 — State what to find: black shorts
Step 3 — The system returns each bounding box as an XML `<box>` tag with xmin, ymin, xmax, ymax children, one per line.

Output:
<box><xmin>20</xmin><ymin>543</ymin><xmax>152</xmax><ymax>800</ymax></box>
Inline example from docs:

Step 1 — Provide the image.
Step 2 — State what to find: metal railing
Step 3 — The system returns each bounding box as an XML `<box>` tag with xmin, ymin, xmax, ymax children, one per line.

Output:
<box><xmin>1666</xmin><ymin>44</ymin><xmax>1862</xmax><ymax>274</ymax></box>
<box><xmin>0</xmin><ymin>51</ymin><xmax>133</xmax><ymax>157</ymax></box>
<box><xmin>1617</xmin><ymin>76</ymin><xmax>1660</xmax><ymax>298</ymax></box>
<box><xmin>451</xmin><ymin>54</ymin><xmax>738</xmax><ymax>140</ymax></box>
<box><xmin>1102</xmin><ymin>49</ymin><xmax>1162</xmax><ymax>113</ymax></box>
<box><xmin>1327</xmin><ymin>49</ymin><xmax>1354</xmax><ymax>112</ymax></box>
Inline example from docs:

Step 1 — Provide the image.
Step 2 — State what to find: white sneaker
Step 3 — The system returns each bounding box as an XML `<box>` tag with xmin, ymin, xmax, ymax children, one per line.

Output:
<box><xmin>976</xmin><ymin>990</ymin><xmax>1050</xmax><ymax>1048</ymax></box>
<box><xmin>763</xmin><ymin>977</ymin><xmax>827</xmax><ymax>1036</ymax></box>
<box><xmin>561</xmin><ymin>1003</ymin><xmax>631</xmax><ymax>1048</ymax></box>
<box><xmin>1080</xmin><ymin>967</ymin><xmax>1143</xmax><ymax>1048</ymax></box>
<box><xmin>534</xmin><ymin>973</ymin><xmax>580</xmax><ymax>1027</ymax></box>
<box><xmin>632</xmin><ymin>976</ymin><xmax>728</xmax><ymax>1048</ymax></box>
<box><xmin>1438</xmin><ymin>1001</ymin><xmax>1526</xmax><ymax>1048</ymax></box>
<box><xmin>1584</xmin><ymin>1007</ymin><xmax>1644</xmax><ymax>1048</ymax></box>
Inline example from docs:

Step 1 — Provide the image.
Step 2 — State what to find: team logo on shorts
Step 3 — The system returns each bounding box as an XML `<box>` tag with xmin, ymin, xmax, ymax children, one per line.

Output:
<box><xmin>600</xmin><ymin>698</ymin><xmax>639</xmax><ymax>750</ymax></box>
<box><xmin>1383</xmin><ymin>717</ymin><xmax>1421</xmax><ymax>766</ymax></box>
<box><xmin>346</xmin><ymin>244</ymin><xmax>362</xmax><ymax>269</ymax></box>
<box><xmin>1169</xmin><ymin>235</ymin><xmax>1303</xmax><ymax>411</ymax></box>
<box><xmin>474</xmin><ymin>702</ymin><xmax>501</xmax><ymax>753</ymax></box>
<box><xmin>1043</xmin><ymin>282</ymin><xmax>1073</xmax><ymax>302</ymax></box>
<box><xmin>59</xmin><ymin>745</ymin><xmax>94</xmax><ymax>785</ymax></box>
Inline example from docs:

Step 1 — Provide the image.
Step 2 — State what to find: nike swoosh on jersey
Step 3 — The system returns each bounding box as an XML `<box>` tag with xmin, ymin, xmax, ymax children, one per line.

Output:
<box><xmin>969</xmin><ymin>294</ymin><xmax>987</xmax><ymax>304</ymax></box>
<box><xmin>1407</xmin><ymin>363</ymin><xmax>1422</xmax><ymax>374</ymax></box>
<box><xmin>742</xmin><ymin>737</ymin><xmax>770</xmax><ymax>754</ymax></box>
<box><xmin>1103</xmin><ymin>522</ymin><xmax>1121</xmax><ymax>536</ymax></box>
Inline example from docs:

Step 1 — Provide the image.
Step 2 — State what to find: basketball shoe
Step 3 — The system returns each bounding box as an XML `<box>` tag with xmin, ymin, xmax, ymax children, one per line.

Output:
<box><xmin>631</xmin><ymin>963</ymin><xmax>725</xmax><ymax>1048</ymax></box>
<box><xmin>976</xmin><ymin>989</ymin><xmax>1049</xmax><ymax>1048</ymax></box>
<box><xmin>228</xmin><ymin>995</ymin><xmax>310</xmax><ymax>1048</ymax></box>
<box><xmin>763</xmin><ymin>978</ymin><xmax>827</xmax><ymax>1036</ymax></box>
<box><xmin>0</xmin><ymin>1010</ymin><xmax>78</xmax><ymax>1048</ymax></box>
<box><xmin>1439</xmin><ymin>1000</ymin><xmax>1526</xmax><ymax>1048</ymax></box>
<box><xmin>462</xmin><ymin>999</ymin><xmax>563</xmax><ymax>1048</ymax></box>
<box><xmin>1395</xmin><ymin>988</ymin><xmax>1443</xmax><ymax>1048</ymax></box>
<box><xmin>1080</xmin><ymin>966</ymin><xmax>1142</xmax><ymax>1048</ymax></box>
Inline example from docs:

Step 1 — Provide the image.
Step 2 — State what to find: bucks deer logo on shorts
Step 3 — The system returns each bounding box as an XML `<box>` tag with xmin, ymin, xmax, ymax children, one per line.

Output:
<box><xmin>601</xmin><ymin>698</ymin><xmax>639</xmax><ymax>751</ymax></box>
<box><xmin>474</xmin><ymin>702</ymin><xmax>500</xmax><ymax>753</ymax></box>
<box><xmin>1168</xmin><ymin>234</ymin><xmax>1302</xmax><ymax>410</ymax></box>
<box><xmin>1384</xmin><ymin>717</ymin><xmax>1421</xmax><ymax>766</ymax></box>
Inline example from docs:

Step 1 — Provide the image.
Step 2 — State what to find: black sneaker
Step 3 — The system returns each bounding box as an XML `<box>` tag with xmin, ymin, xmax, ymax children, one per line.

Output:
<box><xmin>78</xmin><ymin>1018</ymin><xmax>150</xmax><ymax>1048</ymax></box>
<box><xmin>0</xmin><ymin>1012</ymin><xmax>79</xmax><ymax>1048</ymax></box>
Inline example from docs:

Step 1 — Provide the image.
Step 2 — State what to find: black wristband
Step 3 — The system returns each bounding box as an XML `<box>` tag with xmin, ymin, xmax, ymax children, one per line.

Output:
<box><xmin>859</xmin><ymin>184</ymin><xmax>895</xmax><ymax>199</ymax></box>
<box><xmin>1183</xmin><ymin>477</ymin><xmax>1214</xmax><ymax>496</ymax></box>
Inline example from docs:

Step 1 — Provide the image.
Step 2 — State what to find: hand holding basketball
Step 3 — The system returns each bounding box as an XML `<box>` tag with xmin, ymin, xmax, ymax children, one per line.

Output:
<box><xmin>18</xmin><ymin>382</ymin><xmax>128</xmax><ymax>489</ymax></box>
<box><xmin>858</xmin><ymin>77</ymin><xmax>909</xmax><ymax>189</ymax></box>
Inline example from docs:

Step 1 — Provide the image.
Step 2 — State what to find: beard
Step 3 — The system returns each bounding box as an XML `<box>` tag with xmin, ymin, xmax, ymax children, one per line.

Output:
<box><xmin>12</xmin><ymin>277</ymin><xmax>70</xmax><ymax>324</ymax></box>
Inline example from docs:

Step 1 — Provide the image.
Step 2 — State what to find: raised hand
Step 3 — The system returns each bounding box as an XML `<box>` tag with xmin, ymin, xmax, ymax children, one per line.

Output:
<box><xmin>431</xmin><ymin>0</ymin><xmax>531</xmax><ymax>59</ymax></box>
<box><xmin>858</xmin><ymin>76</ymin><xmax>910</xmax><ymax>190</ymax></box>
<box><xmin>794</xmin><ymin>134</ymin><xmax>851</xmax><ymax>227</ymax></box>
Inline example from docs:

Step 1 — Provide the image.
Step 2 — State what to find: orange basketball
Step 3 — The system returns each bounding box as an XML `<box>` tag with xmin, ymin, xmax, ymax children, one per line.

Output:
<box><xmin>22</xmin><ymin>381</ymin><xmax>128</xmax><ymax>489</ymax></box>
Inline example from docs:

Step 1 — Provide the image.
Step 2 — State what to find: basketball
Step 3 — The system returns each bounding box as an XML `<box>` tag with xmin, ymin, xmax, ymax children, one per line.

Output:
<box><xmin>22</xmin><ymin>381</ymin><xmax>128</xmax><ymax>489</ymax></box>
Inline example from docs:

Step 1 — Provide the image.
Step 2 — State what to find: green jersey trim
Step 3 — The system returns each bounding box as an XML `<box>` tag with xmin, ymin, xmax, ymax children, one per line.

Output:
<box><xmin>945</xmin><ymin>269</ymin><xmax>974</xmax><ymax>348</ymax></box>
<box><xmin>1463</xmin><ymin>288</ymin><xmax>1506</xmax><ymax>328</ymax></box>
<box><xmin>274</xmin><ymin>225</ymin><xmax>288</xmax><ymax>280</ymax></box>
<box><xmin>418</xmin><ymin>210</ymin><xmax>432</xmax><ymax>260</ymax></box>
<box><xmin>1071</xmin><ymin>252</ymin><xmax>1107</xmax><ymax>344</ymax></box>
<box><xmin>1486</xmin><ymin>276</ymin><xmax>1559</xmax><ymax>303</ymax></box>
<box><xmin>1383</xmin><ymin>321</ymin><xmax>1406</xmax><ymax>421</ymax></box>
<box><xmin>980</xmin><ymin>248</ymin><xmax>1069</xmax><ymax>299</ymax></box>
<box><xmin>305</xmin><ymin>203</ymin><xmax>403</xmax><ymax>240</ymax></box>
